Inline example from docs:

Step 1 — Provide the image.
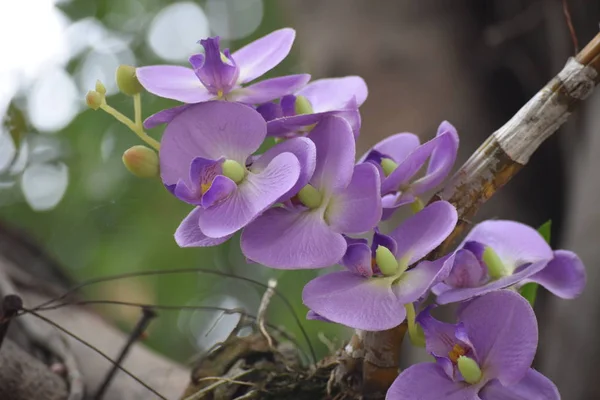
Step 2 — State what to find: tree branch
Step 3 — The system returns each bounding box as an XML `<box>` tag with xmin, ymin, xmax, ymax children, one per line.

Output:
<box><xmin>337</xmin><ymin>32</ymin><xmax>600</xmax><ymax>398</ymax></box>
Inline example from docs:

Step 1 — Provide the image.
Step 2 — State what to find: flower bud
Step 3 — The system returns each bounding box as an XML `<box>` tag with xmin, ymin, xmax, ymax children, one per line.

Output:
<box><xmin>85</xmin><ymin>90</ymin><xmax>103</xmax><ymax>110</ymax></box>
<box><xmin>482</xmin><ymin>246</ymin><xmax>507</xmax><ymax>280</ymax></box>
<box><xmin>122</xmin><ymin>145</ymin><xmax>159</xmax><ymax>178</ymax></box>
<box><xmin>381</xmin><ymin>158</ymin><xmax>398</xmax><ymax>176</ymax></box>
<box><xmin>95</xmin><ymin>80</ymin><xmax>107</xmax><ymax>95</ymax></box>
<box><xmin>375</xmin><ymin>245</ymin><xmax>399</xmax><ymax>276</ymax></box>
<box><xmin>222</xmin><ymin>159</ymin><xmax>246</xmax><ymax>184</ymax></box>
<box><xmin>116</xmin><ymin>65</ymin><xmax>143</xmax><ymax>96</ymax></box>
<box><xmin>297</xmin><ymin>184</ymin><xmax>323</xmax><ymax>209</ymax></box>
<box><xmin>294</xmin><ymin>95</ymin><xmax>313</xmax><ymax>115</ymax></box>
<box><xmin>457</xmin><ymin>356</ymin><xmax>482</xmax><ymax>384</ymax></box>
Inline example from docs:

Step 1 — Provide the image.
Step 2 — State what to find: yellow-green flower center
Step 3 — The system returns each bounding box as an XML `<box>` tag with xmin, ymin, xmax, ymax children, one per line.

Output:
<box><xmin>381</xmin><ymin>158</ymin><xmax>399</xmax><ymax>176</ymax></box>
<box><xmin>297</xmin><ymin>184</ymin><xmax>323</xmax><ymax>209</ymax></box>
<box><xmin>482</xmin><ymin>246</ymin><xmax>507</xmax><ymax>280</ymax></box>
<box><xmin>457</xmin><ymin>356</ymin><xmax>482</xmax><ymax>384</ymax></box>
<box><xmin>222</xmin><ymin>159</ymin><xmax>246</xmax><ymax>184</ymax></box>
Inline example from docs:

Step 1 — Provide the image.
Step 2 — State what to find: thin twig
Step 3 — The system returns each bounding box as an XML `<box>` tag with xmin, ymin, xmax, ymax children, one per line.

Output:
<box><xmin>562</xmin><ymin>0</ymin><xmax>579</xmax><ymax>54</ymax></box>
<box><xmin>32</xmin><ymin>267</ymin><xmax>317</xmax><ymax>365</ymax></box>
<box><xmin>94</xmin><ymin>307</ymin><xmax>157</xmax><ymax>400</ymax></box>
<box><xmin>21</xmin><ymin>308</ymin><xmax>168</xmax><ymax>400</ymax></box>
<box><xmin>182</xmin><ymin>369</ymin><xmax>254</xmax><ymax>400</ymax></box>
<box><xmin>257</xmin><ymin>278</ymin><xmax>277</xmax><ymax>349</ymax></box>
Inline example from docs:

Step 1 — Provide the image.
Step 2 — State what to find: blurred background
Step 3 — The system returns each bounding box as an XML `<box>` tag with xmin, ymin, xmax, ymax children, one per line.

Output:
<box><xmin>1</xmin><ymin>0</ymin><xmax>600</xmax><ymax>398</ymax></box>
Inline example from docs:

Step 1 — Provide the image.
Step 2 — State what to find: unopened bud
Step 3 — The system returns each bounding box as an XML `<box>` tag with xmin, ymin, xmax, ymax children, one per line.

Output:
<box><xmin>222</xmin><ymin>159</ymin><xmax>246</xmax><ymax>184</ymax></box>
<box><xmin>122</xmin><ymin>145</ymin><xmax>159</xmax><ymax>178</ymax></box>
<box><xmin>297</xmin><ymin>184</ymin><xmax>323</xmax><ymax>209</ymax></box>
<box><xmin>116</xmin><ymin>65</ymin><xmax>143</xmax><ymax>96</ymax></box>
<box><xmin>95</xmin><ymin>80</ymin><xmax>107</xmax><ymax>95</ymax></box>
<box><xmin>483</xmin><ymin>246</ymin><xmax>507</xmax><ymax>280</ymax></box>
<box><xmin>86</xmin><ymin>90</ymin><xmax>103</xmax><ymax>110</ymax></box>
<box><xmin>375</xmin><ymin>245</ymin><xmax>399</xmax><ymax>276</ymax></box>
<box><xmin>381</xmin><ymin>158</ymin><xmax>398</xmax><ymax>176</ymax></box>
<box><xmin>457</xmin><ymin>356</ymin><xmax>482</xmax><ymax>384</ymax></box>
<box><xmin>294</xmin><ymin>95</ymin><xmax>314</xmax><ymax>115</ymax></box>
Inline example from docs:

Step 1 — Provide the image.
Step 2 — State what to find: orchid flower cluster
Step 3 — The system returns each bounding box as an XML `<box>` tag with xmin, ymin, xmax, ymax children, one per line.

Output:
<box><xmin>87</xmin><ymin>28</ymin><xmax>587</xmax><ymax>399</ymax></box>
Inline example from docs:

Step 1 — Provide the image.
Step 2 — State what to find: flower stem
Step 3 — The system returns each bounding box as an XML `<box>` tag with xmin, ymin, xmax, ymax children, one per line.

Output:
<box><xmin>100</xmin><ymin>103</ymin><xmax>160</xmax><ymax>151</ymax></box>
<box><xmin>405</xmin><ymin>303</ymin><xmax>425</xmax><ymax>347</ymax></box>
<box><xmin>133</xmin><ymin>93</ymin><xmax>142</xmax><ymax>130</ymax></box>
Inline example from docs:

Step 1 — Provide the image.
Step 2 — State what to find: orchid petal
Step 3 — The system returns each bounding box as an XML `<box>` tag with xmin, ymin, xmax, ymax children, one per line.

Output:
<box><xmin>389</xmin><ymin>201</ymin><xmax>458</xmax><ymax>265</ymax></box>
<box><xmin>198</xmin><ymin>152</ymin><xmax>300</xmax><ymax>238</ymax></box>
<box><xmin>525</xmin><ymin>250</ymin><xmax>586</xmax><ymax>299</ymax></box>
<box><xmin>241</xmin><ymin>207</ymin><xmax>346</xmax><ymax>269</ymax></box>
<box><xmin>297</xmin><ymin>76</ymin><xmax>368</xmax><ymax>112</ymax></box>
<box><xmin>386</xmin><ymin>363</ymin><xmax>480</xmax><ymax>400</ymax></box>
<box><xmin>136</xmin><ymin>66</ymin><xmax>212</xmax><ymax>103</ymax></box>
<box><xmin>480</xmin><ymin>369</ymin><xmax>560</xmax><ymax>400</ymax></box>
<box><xmin>341</xmin><ymin>242</ymin><xmax>373</xmax><ymax>278</ymax></box>
<box><xmin>326</xmin><ymin>163</ymin><xmax>382</xmax><ymax>234</ymax></box>
<box><xmin>231</xmin><ymin>74</ymin><xmax>311</xmax><ymax>104</ymax></box>
<box><xmin>302</xmin><ymin>271</ymin><xmax>404</xmax><ymax>330</ymax></box>
<box><xmin>233</xmin><ymin>28</ymin><xmax>296</xmax><ymax>83</ymax></box>
<box><xmin>458</xmin><ymin>290</ymin><xmax>537</xmax><ymax>385</ymax></box>
<box><xmin>175</xmin><ymin>208</ymin><xmax>232</xmax><ymax>247</ymax></box>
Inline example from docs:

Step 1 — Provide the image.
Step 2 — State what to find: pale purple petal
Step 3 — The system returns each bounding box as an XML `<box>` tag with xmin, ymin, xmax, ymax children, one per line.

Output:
<box><xmin>297</xmin><ymin>76</ymin><xmax>368</xmax><ymax>111</ymax></box>
<box><xmin>241</xmin><ymin>207</ymin><xmax>346</xmax><ymax>269</ymax></box>
<box><xmin>309</xmin><ymin>116</ymin><xmax>355</xmax><ymax>193</ymax></box>
<box><xmin>251</xmin><ymin>137</ymin><xmax>316</xmax><ymax>202</ymax></box>
<box><xmin>266</xmin><ymin>111</ymin><xmax>332</xmax><ymax>137</ymax></box>
<box><xmin>230</xmin><ymin>74</ymin><xmax>311</xmax><ymax>104</ymax></box>
<box><xmin>160</xmin><ymin>101</ymin><xmax>266</xmax><ymax>185</ymax></box>
<box><xmin>380</xmin><ymin>133</ymin><xmax>445</xmax><ymax>195</ymax></box>
<box><xmin>306</xmin><ymin>310</ymin><xmax>334</xmax><ymax>323</ymax></box>
<box><xmin>201</xmin><ymin>175</ymin><xmax>236</xmax><ymax>208</ymax></box>
<box><xmin>359</xmin><ymin>133</ymin><xmax>421</xmax><ymax>164</ymax></box>
<box><xmin>372</xmin><ymin>229</ymin><xmax>398</xmax><ymax>256</ymax></box>
<box><xmin>193</xmin><ymin>38</ymin><xmax>239</xmax><ymax>94</ymax></box>
<box><xmin>386</xmin><ymin>363</ymin><xmax>480</xmax><ymax>400</ymax></box>
<box><xmin>524</xmin><ymin>250</ymin><xmax>586</xmax><ymax>299</ymax></box>
<box><xmin>144</xmin><ymin>104</ymin><xmax>193</xmax><ymax>129</ymax></box>
<box><xmin>341</xmin><ymin>242</ymin><xmax>373</xmax><ymax>278</ymax></box>
<box><xmin>458</xmin><ymin>290</ymin><xmax>537</xmax><ymax>386</ymax></box>
<box><xmin>326</xmin><ymin>163</ymin><xmax>382</xmax><ymax>234</ymax></box>
<box><xmin>256</xmin><ymin>102</ymin><xmax>282</xmax><ymax>122</ymax></box>
<box><xmin>393</xmin><ymin>257</ymin><xmax>451</xmax><ymax>303</ymax></box>
<box><xmin>389</xmin><ymin>201</ymin><xmax>458</xmax><ymax>265</ymax></box>
<box><xmin>233</xmin><ymin>28</ymin><xmax>295</xmax><ymax>83</ymax></box>
<box><xmin>136</xmin><ymin>66</ymin><xmax>212</xmax><ymax>103</ymax></box>
<box><xmin>480</xmin><ymin>369</ymin><xmax>560</xmax><ymax>400</ymax></box>
<box><xmin>411</xmin><ymin>122</ymin><xmax>459</xmax><ymax>193</ymax></box>
<box><xmin>461</xmin><ymin>221</ymin><xmax>553</xmax><ymax>272</ymax></box>
<box><xmin>175</xmin><ymin>208</ymin><xmax>232</xmax><ymax>247</ymax></box>
<box><xmin>302</xmin><ymin>271</ymin><xmax>404</xmax><ymax>330</ymax></box>
<box><xmin>445</xmin><ymin>249</ymin><xmax>488</xmax><ymax>288</ymax></box>
<box><xmin>199</xmin><ymin>152</ymin><xmax>300</xmax><ymax>238</ymax></box>
<box><xmin>417</xmin><ymin>307</ymin><xmax>464</xmax><ymax>358</ymax></box>
<box><xmin>435</xmin><ymin>260</ymin><xmax>548</xmax><ymax>305</ymax></box>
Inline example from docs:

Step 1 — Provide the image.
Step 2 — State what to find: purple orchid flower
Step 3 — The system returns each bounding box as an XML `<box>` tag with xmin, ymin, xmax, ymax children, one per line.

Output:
<box><xmin>432</xmin><ymin>220</ymin><xmax>586</xmax><ymax>305</ymax></box>
<box><xmin>302</xmin><ymin>201</ymin><xmax>458</xmax><ymax>331</ymax></box>
<box><xmin>138</xmin><ymin>28</ymin><xmax>310</xmax><ymax>128</ymax></box>
<box><xmin>160</xmin><ymin>101</ymin><xmax>316</xmax><ymax>247</ymax></box>
<box><xmin>256</xmin><ymin>76</ymin><xmax>368</xmax><ymax>138</ymax></box>
<box><xmin>240</xmin><ymin>115</ymin><xmax>382</xmax><ymax>269</ymax></box>
<box><xmin>360</xmin><ymin>121</ymin><xmax>459</xmax><ymax>219</ymax></box>
<box><xmin>387</xmin><ymin>290</ymin><xmax>559</xmax><ymax>400</ymax></box>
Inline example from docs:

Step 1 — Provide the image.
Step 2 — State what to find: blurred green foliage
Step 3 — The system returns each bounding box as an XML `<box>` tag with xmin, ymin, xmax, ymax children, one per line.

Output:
<box><xmin>0</xmin><ymin>0</ymin><xmax>346</xmax><ymax>364</ymax></box>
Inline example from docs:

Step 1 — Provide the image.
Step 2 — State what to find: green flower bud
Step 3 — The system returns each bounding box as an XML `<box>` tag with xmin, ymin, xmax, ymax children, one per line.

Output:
<box><xmin>294</xmin><ymin>95</ymin><xmax>314</xmax><ymax>115</ymax></box>
<box><xmin>85</xmin><ymin>90</ymin><xmax>103</xmax><ymax>110</ymax></box>
<box><xmin>410</xmin><ymin>197</ymin><xmax>425</xmax><ymax>214</ymax></box>
<box><xmin>222</xmin><ymin>159</ymin><xmax>246</xmax><ymax>184</ymax></box>
<box><xmin>457</xmin><ymin>356</ymin><xmax>482</xmax><ymax>384</ymax></box>
<box><xmin>95</xmin><ymin>80</ymin><xmax>107</xmax><ymax>95</ymax></box>
<box><xmin>116</xmin><ymin>65</ymin><xmax>144</xmax><ymax>96</ymax></box>
<box><xmin>122</xmin><ymin>145</ymin><xmax>159</xmax><ymax>178</ymax></box>
<box><xmin>381</xmin><ymin>158</ymin><xmax>398</xmax><ymax>176</ymax></box>
<box><xmin>297</xmin><ymin>184</ymin><xmax>323</xmax><ymax>209</ymax></box>
<box><xmin>375</xmin><ymin>245</ymin><xmax>399</xmax><ymax>276</ymax></box>
<box><xmin>483</xmin><ymin>246</ymin><xmax>507</xmax><ymax>280</ymax></box>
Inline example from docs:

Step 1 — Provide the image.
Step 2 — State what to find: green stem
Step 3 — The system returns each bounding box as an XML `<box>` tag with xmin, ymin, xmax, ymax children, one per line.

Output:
<box><xmin>133</xmin><ymin>93</ymin><xmax>143</xmax><ymax>130</ymax></box>
<box><xmin>100</xmin><ymin>103</ymin><xmax>160</xmax><ymax>151</ymax></box>
<box><xmin>405</xmin><ymin>303</ymin><xmax>425</xmax><ymax>347</ymax></box>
